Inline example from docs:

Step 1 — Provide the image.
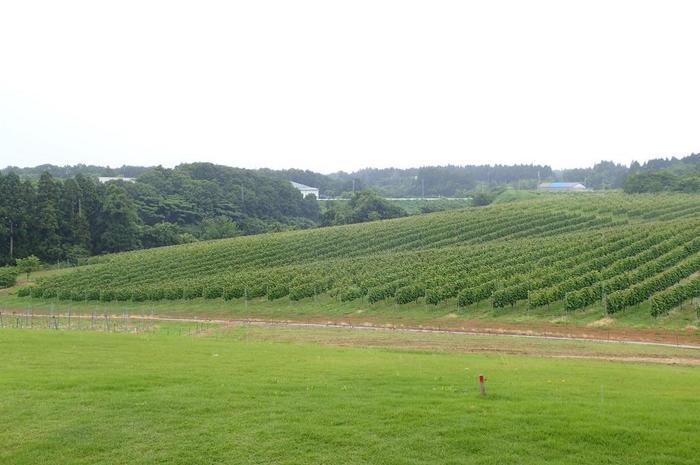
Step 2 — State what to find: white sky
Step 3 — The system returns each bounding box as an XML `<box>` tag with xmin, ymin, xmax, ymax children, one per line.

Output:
<box><xmin>1</xmin><ymin>1</ymin><xmax>699</xmax><ymax>173</ymax></box>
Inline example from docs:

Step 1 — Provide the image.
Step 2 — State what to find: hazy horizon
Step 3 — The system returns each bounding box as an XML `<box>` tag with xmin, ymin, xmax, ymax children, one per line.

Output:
<box><xmin>1</xmin><ymin>154</ymin><xmax>696</xmax><ymax>176</ymax></box>
<box><xmin>2</xmin><ymin>1</ymin><xmax>699</xmax><ymax>172</ymax></box>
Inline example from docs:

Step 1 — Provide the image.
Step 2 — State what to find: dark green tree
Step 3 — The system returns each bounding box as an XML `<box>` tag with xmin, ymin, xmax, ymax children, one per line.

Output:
<box><xmin>141</xmin><ymin>222</ymin><xmax>187</xmax><ymax>248</ymax></box>
<box><xmin>0</xmin><ymin>173</ymin><xmax>25</xmax><ymax>264</ymax></box>
<box><xmin>15</xmin><ymin>255</ymin><xmax>42</xmax><ymax>280</ymax></box>
<box><xmin>322</xmin><ymin>191</ymin><xmax>406</xmax><ymax>225</ymax></box>
<box><xmin>34</xmin><ymin>173</ymin><xmax>63</xmax><ymax>261</ymax></box>
<box><xmin>200</xmin><ymin>216</ymin><xmax>240</xmax><ymax>240</ymax></box>
<box><xmin>99</xmin><ymin>183</ymin><xmax>141</xmax><ymax>253</ymax></box>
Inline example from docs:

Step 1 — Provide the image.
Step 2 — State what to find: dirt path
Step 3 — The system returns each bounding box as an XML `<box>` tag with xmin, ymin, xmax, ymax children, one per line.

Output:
<box><xmin>16</xmin><ymin>312</ymin><xmax>700</xmax><ymax>351</ymax></box>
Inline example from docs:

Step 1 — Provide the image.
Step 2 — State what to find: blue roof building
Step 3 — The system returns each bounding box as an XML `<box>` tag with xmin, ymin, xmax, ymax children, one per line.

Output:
<box><xmin>538</xmin><ymin>182</ymin><xmax>586</xmax><ymax>191</ymax></box>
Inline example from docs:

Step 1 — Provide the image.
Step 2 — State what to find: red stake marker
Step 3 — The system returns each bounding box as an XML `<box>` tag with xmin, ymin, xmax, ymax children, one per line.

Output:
<box><xmin>479</xmin><ymin>374</ymin><xmax>486</xmax><ymax>396</ymax></box>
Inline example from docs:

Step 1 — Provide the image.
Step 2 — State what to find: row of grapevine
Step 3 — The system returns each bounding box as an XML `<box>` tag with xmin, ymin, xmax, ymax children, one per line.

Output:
<box><xmin>39</xmin><ymin>193</ymin><xmax>687</xmax><ymax>294</ymax></box>
<box><xmin>564</xmin><ymin>234</ymin><xmax>700</xmax><ymax>310</ymax></box>
<box><xmin>650</xmin><ymin>276</ymin><xmax>700</xmax><ymax>316</ymax></box>
<box><xmin>605</xmin><ymin>254</ymin><xmax>700</xmax><ymax>313</ymax></box>
<box><xmin>20</xmin><ymin>193</ymin><xmax>700</xmax><ymax>319</ymax></box>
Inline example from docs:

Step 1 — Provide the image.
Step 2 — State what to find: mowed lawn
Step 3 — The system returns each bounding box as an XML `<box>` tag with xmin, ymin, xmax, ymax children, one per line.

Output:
<box><xmin>0</xmin><ymin>330</ymin><xmax>698</xmax><ymax>465</ymax></box>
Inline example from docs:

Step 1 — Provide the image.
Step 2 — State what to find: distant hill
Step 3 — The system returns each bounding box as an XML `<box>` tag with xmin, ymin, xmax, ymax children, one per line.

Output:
<box><xmin>0</xmin><ymin>164</ymin><xmax>152</xmax><ymax>180</ymax></box>
<box><xmin>6</xmin><ymin>153</ymin><xmax>698</xmax><ymax>197</ymax></box>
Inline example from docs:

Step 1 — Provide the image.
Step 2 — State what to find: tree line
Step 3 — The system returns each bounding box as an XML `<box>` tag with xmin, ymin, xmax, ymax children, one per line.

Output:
<box><xmin>623</xmin><ymin>154</ymin><xmax>700</xmax><ymax>193</ymax></box>
<box><xmin>5</xmin><ymin>155</ymin><xmax>699</xmax><ymax>199</ymax></box>
<box><xmin>0</xmin><ymin>163</ymin><xmax>321</xmax><ymax>266</ymax></box>
<box><xmin>0</xmin><ymin>171</ymin><xmax>137</xmax><ymax>266</ymax></box>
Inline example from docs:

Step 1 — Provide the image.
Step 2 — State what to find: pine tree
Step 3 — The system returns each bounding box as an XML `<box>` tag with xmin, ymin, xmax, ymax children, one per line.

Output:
<box><xmin>0</xmin><ymin>173</ymin><xmax>35</xmax><ymax>264</ymax></box>
<box><xmin>34</xmin><ymin>172</ymin><xmax>63</xmax><ymax>261</ymax></box>
<box><xmin>74</xmin><ymin>174</ymin><xmax>103</xmax><ymax>254</ymax></box>
<box><xmin>99</xmin><ymin>183</ymin><xmax>141</xmax><ymax>253</ymax></box>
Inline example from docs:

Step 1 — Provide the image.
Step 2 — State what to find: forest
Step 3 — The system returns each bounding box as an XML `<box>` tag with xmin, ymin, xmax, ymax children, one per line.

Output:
<box><xmin>0</xmin><ymin>164</ymin><xmax>320</xmax><ymax>266</ymax></box>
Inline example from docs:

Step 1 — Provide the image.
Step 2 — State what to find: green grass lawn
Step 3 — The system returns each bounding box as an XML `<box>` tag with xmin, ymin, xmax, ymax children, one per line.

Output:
<box><xmin>1</xmin><ymin>328</ymin><xmax>698</xmax><ymax>464</ymax></box>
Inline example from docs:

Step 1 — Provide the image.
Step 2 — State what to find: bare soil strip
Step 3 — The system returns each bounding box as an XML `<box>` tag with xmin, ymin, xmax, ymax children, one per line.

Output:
<box><xmin>16</xmin><ymin>312</ymin><xmax>700</xmax><ymax>351</ymax></box>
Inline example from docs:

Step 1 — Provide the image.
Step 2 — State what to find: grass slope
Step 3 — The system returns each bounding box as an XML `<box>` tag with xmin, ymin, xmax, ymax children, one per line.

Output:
<box><xmin>1</xmin><ymin>328</ymin><xmax>699</xmax><ymax>465</ymax></box>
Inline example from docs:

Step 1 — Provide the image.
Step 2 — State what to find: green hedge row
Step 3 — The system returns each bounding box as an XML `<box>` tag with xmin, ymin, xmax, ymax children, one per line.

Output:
<box><xmin>650</xmin><ymin>276</ymin><xmax>700</xmax><ymax>316</ymax></box>
<box><xmin>606</xmin><ymin>254</ymin><xmax>700</xmax><ymax>313</ymax></box>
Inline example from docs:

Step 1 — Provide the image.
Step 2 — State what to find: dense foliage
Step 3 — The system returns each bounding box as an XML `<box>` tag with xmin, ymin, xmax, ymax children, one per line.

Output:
<box><xmin>0</xmin><ymin>267</ymin><xmax>18</xmax><ymax>288</ymax></box>
<box><xmin>320</xmin><ymin>191</ymin><xmax>407</xmax><ymax>225</ymax></box>
<box><xmin>0</xmin><ymin>164</ymin><xmax>151</xmax><ymax>180</ymax></box>
<box><xmin>23</xmin><ymin>193</ymin><xmax>700</xmax><ymax>318</ymax></box>
<box><xmin>0</xmin><ymin>164</ymin><xmax>320</xmax><ymax>266</ymax></box>
<box><xmin>623</xmin><ymin>153</ymin><xmax>700</xmax><ymax>193</ymax></box>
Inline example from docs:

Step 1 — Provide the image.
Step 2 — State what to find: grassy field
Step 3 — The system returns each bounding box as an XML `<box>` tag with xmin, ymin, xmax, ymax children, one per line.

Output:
<box><xmin>1</xmin><ymin>325</ymin><xmax>698</xmax><ymax>465</ymax></box>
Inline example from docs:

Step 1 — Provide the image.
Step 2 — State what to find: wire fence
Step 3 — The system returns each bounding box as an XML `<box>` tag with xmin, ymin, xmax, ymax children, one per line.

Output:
<box><xmin>0</xmin><ymin>306</ymin><xmax>219</xmax><ymax>336</ymax></box>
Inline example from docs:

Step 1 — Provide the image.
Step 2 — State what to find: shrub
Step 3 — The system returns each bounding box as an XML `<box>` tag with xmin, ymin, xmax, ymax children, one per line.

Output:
<box><xmin>164</xmin><ymin>287</ymin><xmax>184</xmax><ymax>300</ymax></box>
<box><xmin>42</xmin><ymin>288</ymin><xmax>57</xmax><ymax>299</ymax></box>
<box><xmin>70</xmin><ymin>289</ymin><xmax>87</xmax><ymax>301</ymax></box>
<box><xmin>458</xmin><ymin>282</ymin><xmax>495</xmax><ymax>307</ymax></box>
<box><xmin>115</xmin><ymin>288</ymin><xmax>133</xmax><ymax>301</ymax></box>
<box><xmin>367</xmin><ymin>286</ymin><xmax>387</xmax><ymax>303</ymax></box>
<box><xmin>86</xmin><ymin>289</ymin><xmax>101</xmax><ymax>301</ymax></box>
<box><xmin>425</xmin><ymin>288</ymin><xmax>444</xmax><ymax>305</ymax></box>
<box><xmin>131</xmin><ymin>288</ymin><xmax>149</xmax><ymax>302</ymax></box>
<box><xmin>340</xmin><ymin>286</ymin><xmax>365</xmax><ymax>302</ymax></box>
<box><xmin>15</xmin><ymin>255</ymin><xmax>42</xmax><ymax>280</ymax></box>
<box><xmin>223</xmin><ymin>285</ymin><xmax>245</xmax><ymax>300</ymax></box>
<box><xmin>395</xmin><ymin>285</ymin><xmax>424</xmax><ymax>304</ymax></box>
<box><xmin>100</xmin><ymin>289</ymin><xmax>115</xmax><ymax>302</ymax></box>
<box><xmin>17</xmin><ymin>286</ymin><xmax>33</xmax><ymax>297</ymax></box>
<box><xmin>367</xmin><ymin>280</ymin><xmax>409</xmax><ymax>304</ymax></box>
<box><xmin>564</xmin><ymin>285</ymin><xmax>602</xmax><ymax>311</ymax></box>
<box><xmin>425</xmin><ymin>285</ymin><xmax>459</xmax><ymax>305</ymax></box>
<box><xmin>492</xmin><ymin>283</ymin><xmax>528</xmax><ymax>308</ymax></box>
<box><xmin>147</xmin><ymin>287</ymin><xmax>165</xmax><ymax>300</ymax></box>
<box><xmin>650</xmin><ymin>277</ymin><xmax>700</xmax><ymax>316</ymax></box>
<box><xmin>0</xmin><ymin>267</ymin><xmax>18</xmax><ymax>288</ymax></box>
<box><xmin>203</xmin><ymin>286</ymin><xmax>224</xmax><ymax>299</ymax></box>
<box><xmin>289</xmin><ymin>283</ymin><xmax>317</xmax><ymax>301</ymax></box>
<box><xmin>457</xmin><ymin>288</ymin><xmax>477</xmax><ymax>307</ymax></box>
<box><xmin>183</xmin><ymin>285</ymin><xmax>203</xmax><ymax>299</ymax></box>
<box><xmin>57</xmin><ymin>289</ymin><xmax>73</xmax><ymax>300</ymax></box>
<box><xmin>267</xmin><ymin>284</ymin><xmax>289</xmax><ymax>300</ymax></box>
<box><xmin>246</xmin><ymin>284</ymin><xmax>267</xmax><ymax>299</ymax></box>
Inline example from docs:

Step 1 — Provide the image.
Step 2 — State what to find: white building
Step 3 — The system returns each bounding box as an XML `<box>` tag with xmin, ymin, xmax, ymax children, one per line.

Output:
<box><xmin>98</xmin><ymin>176</ymin><xmax>136</xmax><ymax>183</ymax></box>
<box><xmin>290</xmin><ymin>181</ymin><xmax>319</xmax><ymax>198</ymax></box>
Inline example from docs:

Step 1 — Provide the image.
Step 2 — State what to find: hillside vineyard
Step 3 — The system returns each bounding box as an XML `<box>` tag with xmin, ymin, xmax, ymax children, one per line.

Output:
<box><xmin>24</xmin><ymin>193</ymin><xmax>700</xmax><ymax>317</ymax></box>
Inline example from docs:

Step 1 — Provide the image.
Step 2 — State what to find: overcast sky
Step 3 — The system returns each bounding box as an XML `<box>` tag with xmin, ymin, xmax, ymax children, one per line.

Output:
<box><xmin>1</xmin><ymin>1</ymin><xmax>699</xmax><ymax>173</ymax></box>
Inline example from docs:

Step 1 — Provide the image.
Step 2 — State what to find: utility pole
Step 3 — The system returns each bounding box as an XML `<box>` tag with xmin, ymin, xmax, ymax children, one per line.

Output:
<box><xmin>421</xmin><ymin>178</ymin><xmax>425</xmax><ymax>198</ymax></box>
